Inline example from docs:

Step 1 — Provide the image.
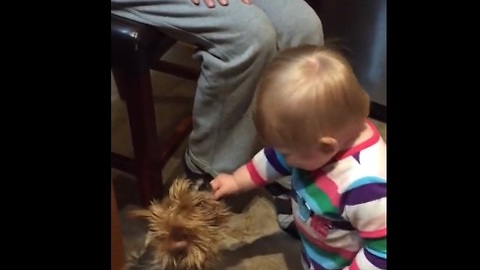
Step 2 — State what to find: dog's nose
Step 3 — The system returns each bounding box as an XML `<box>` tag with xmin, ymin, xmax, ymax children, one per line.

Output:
<box><xmin>170</xmin><ymin>227</ymin><xmax>188</xmax><ymax>242</ymax></box>
<box><xmin>169</xmin><ymin>227</ymin><xmax>189</xmax><ymax>251</ymax></box>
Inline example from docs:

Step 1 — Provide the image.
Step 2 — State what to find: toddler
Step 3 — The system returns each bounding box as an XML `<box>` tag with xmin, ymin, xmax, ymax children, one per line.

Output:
<box><xmin>210</xmin><ymin>45</ymin><xmax>386</xmax><ymax>270</ymax></box>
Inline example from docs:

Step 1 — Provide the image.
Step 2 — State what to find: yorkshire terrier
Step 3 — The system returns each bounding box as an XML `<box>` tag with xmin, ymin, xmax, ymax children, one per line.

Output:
<box><xmin>125</xmin><ymin>177</ymin><xmax>232</xmax><ymax>270</ymax></box>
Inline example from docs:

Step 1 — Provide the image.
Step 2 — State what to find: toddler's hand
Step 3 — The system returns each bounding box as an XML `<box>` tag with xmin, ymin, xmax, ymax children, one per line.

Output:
<box><xmin>210</xmin><ymin>173</ymin><xmax>241</xmax><ymax>200</ymax></box>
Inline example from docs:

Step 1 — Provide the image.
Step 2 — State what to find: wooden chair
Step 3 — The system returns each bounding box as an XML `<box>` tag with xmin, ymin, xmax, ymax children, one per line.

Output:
<box><xmin>111</xmin><ymin>14</ymin><xmax>199</xmax><ymax>206</ymax></box>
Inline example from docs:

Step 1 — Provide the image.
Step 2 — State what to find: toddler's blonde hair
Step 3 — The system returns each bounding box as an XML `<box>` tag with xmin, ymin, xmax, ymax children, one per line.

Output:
<box><xmin>252</xmin><ymin>45</ymin><xmax>370</xmax><ymax>149</ymax></box>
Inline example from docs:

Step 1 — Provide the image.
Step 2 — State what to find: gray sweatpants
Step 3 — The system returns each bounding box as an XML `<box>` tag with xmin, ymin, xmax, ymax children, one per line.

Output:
<box><xmin>111</xmin><ymin>0</ymin><xmax>324</xmax><ymax>176</ymax></box>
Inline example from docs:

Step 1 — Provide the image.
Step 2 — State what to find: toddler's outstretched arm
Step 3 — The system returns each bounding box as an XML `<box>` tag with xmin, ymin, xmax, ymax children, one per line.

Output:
<box><xmin>210</xmin><ymin>147</ymin><xmax>293</xmax><ymax>199</ymax></box>
<box><xmin>210</xmin><ymin>165</ymin><xmax>256</xmax><ymax>199</ymax></box>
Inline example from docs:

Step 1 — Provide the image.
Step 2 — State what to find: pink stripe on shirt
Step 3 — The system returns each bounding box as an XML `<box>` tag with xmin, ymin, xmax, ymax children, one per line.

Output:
<box><xmin>246</xmin><ymin>162</ymin><xmax>267</xmax><ymax>186</ymax></box>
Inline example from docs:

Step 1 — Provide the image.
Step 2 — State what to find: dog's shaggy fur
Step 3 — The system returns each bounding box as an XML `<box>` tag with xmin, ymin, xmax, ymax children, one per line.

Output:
<box><xmin>125</xmin><ymin>178</ymin><xmax>232</xmax><ymax>270</ymax></box>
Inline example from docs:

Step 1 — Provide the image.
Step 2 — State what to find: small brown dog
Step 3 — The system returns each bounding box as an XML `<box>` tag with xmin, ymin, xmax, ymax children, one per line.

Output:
<box><xmin>125</xmin><ymin>178</ymin><xmax>232</xmax><ymax>270</ymax></box>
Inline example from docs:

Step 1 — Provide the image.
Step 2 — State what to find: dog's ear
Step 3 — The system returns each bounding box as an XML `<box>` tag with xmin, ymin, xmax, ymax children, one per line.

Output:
<box><xmin>169</xmin><ymin>178</ymin><xmax>193</xmax><ymax>199</ymax></box>
<box><xmin>127</xmin><ymin>209</ymin><xmax>151</xmax><ymax>219</ymax></box>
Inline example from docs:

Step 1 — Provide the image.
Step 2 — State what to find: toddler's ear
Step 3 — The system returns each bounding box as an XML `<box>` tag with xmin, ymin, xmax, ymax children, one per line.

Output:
<box><xmin>318</xmin><ymin>136</ymin><xmax>338</xmax><ymax>154</ymax></box>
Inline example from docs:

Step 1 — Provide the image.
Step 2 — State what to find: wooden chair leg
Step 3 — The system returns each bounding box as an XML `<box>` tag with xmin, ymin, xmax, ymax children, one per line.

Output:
<box><xmin>112</xmin><ymin>67</ymin><xmax>163</xmax><ymax>207</ymax></box>
<box><xmin>111</xmin><ymin>181</ymin><xmax>126</xmax><ymax>270</ymax></box>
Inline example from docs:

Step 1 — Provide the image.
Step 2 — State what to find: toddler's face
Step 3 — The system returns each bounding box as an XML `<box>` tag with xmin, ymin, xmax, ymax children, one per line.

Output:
<box><xmin>276</xmin><ymin>146</ymin><xmax>334</xmax><ymax>171</ymax></box>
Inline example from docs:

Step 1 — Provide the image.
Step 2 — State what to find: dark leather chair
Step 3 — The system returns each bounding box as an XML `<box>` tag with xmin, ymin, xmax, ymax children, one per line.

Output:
<box><xmin>111</xmin><ymin>14</ymin><xmax>199</xmax><ymax>206</ymax></box>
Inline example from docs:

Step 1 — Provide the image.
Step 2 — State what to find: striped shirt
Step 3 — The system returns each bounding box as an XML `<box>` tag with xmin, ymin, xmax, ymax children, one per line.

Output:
<box><xmin>246</xmin><ymin>121</ymin><xmax>386</xmax><ymax>270</ymax></box>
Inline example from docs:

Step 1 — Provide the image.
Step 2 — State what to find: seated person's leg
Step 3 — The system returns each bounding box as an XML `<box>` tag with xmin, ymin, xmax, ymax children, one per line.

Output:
<box><xmin>111</xmin><ymin>1</ymin><xmax>277</xmax><ymax>181</ymax></box>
